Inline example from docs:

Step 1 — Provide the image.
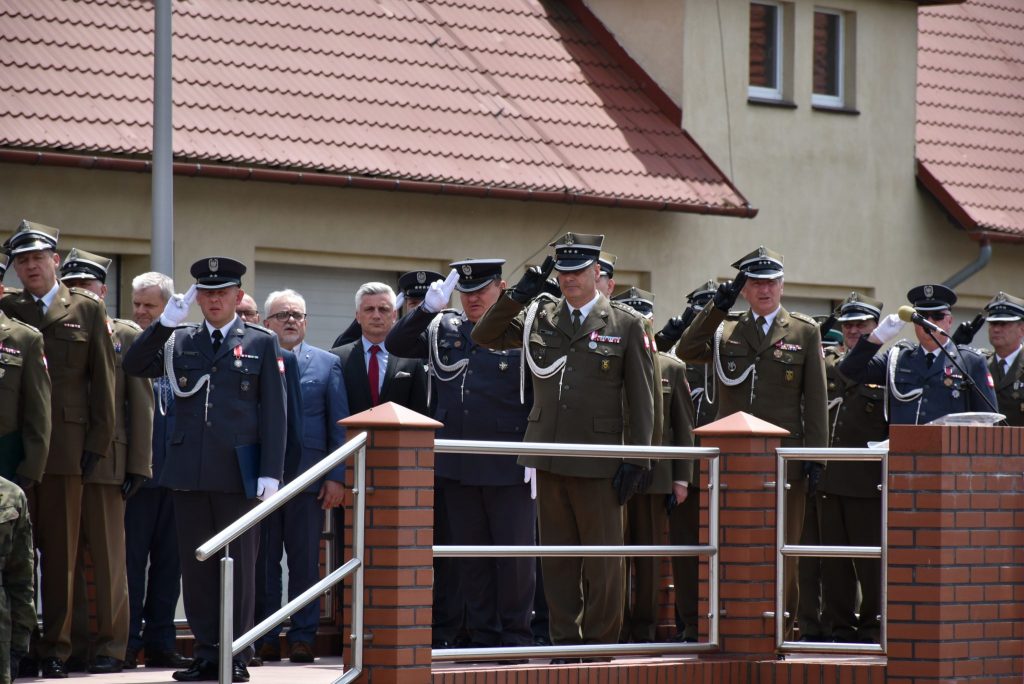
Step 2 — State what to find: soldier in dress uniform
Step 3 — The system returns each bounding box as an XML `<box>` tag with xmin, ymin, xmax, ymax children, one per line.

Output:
<box><xmin>838</xmin><ymin>284</ymin><xmax>996</xmax><ymax>425</ymax></box>
<box><xmin>0</xmin><ymin>253</ymin><xmax>51</xmax><ymax>485</ymax></box>
<box><xmin>472</xmin><ymin>233</ymin><xmax>655</xmax><ymax>658</ymax></box>
<box><xmin>387</xmin><ymin>260</ymin><xmax>536</xmax><ymax>650</ymax></box>
<box><xmin>819</xmin><ymin>293</ymin><xmax>888</xmax><ymax>644</ymax></box>
<box><xmin>676</xmin><ymin>246</ymin><xmax>828</xmax><ymax>641</ymax></box>
<box><xmin>982</xmin><ymin>292</ymin><xmax>1024</xmax><ymax>426</ymax></box>
<box><xmin>123</xmin><ymin>257</ymin><xmax>286</xmax><ymax>683</ymax></box>
<box><xmin>0</xmin><ymin>221</ymin><xmax>116</xmax><ymax>679</ymax></box>
<box><xmin>0</xmin><ymin>472</ymin><xmax>36</xmax><ymax>684</ymax></box>
<box><xmin>58</xmin><ymin>249</ymin><xmax>153</xmax><ymax>673</ymax></box>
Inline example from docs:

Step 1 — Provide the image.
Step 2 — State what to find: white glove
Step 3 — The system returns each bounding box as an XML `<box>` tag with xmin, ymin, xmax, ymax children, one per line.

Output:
<box><xmin>159</xmin><ymin>284</ymin><xmax>197</xmax><ymax>327</ymax></box>
<box><xmin>422</xmin><ymin>269</ymin><xmax>459</xmax><ymax>313</ymax></box>
<box><xmin>395</xmin><ymin>292</ymin><xmax>405</xmax><ymax>312</ymax></box>
<box><xmin>256</xmin><ymin>476</ymin><xmax>279</xmax><ymax>501</ymax></box>
<box><xmin>523</xmin><ymin>467</ymin><xmax>537</xmax><ymax>500</ymax></box>
<box><xmin>870</xmin><ymin>313</ymin><xmax>905</xmax><ymax>345</ymax></box>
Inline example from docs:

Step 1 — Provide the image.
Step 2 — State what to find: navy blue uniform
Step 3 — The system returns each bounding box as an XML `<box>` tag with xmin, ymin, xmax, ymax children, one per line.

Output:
<box><xmin>386</xmin><ymin>306</ymin><xmax>536</xmax><ymax>647</ymax></box>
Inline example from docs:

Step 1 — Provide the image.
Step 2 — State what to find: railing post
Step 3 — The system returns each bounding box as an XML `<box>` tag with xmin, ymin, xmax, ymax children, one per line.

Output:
<box><xmin>694</xmin><ymin>411</ymin><xmax>788</xmax><ymax>656</ymax></box>
<box><xmin>219</xmin><ymin>551</ymin><xmax>233</xmax><ymax>684</ymax></box>
<box><xmin>340</xmin><ymin>402</ymin><xmax>441</xmax><ymax>684</ymax></box>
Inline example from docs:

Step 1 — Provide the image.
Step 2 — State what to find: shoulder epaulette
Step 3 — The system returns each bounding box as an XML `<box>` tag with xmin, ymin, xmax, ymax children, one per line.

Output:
<box><xmin>790</xmin><ymin>311</ymin><xmax>817</xmax><ymax>326</ymax></box>
<box><xmin>242</xmin><ymin>321</ymin><xmax>274</xmax><ymax>335</ymax></box>
<box><xmin>68</xmin><ymin>286</ymin><xmax>103</xmax><ymax>302</ymax></box>
<box><xmin>8</xmin><ymin>317</ymin><xmax>41</xmax><ymax>334</ymax></box>
<box><xmin>530</xmin><ymin>292</ymin><xmax>560</xmax><ymax>306</ymax></box>
<box><xmin>609</xmin><ymin>300</ymin><xmax>643</xmax><ymax>319</ymax></box>
<box><xmin>113</xmin><ymin>317</ymin><xmax>143</xmax><ymax>332</ymax></box>
<box><xmin>958</xmin><ymin>344</ymin><xmax>988</xmax><ymax>357</ymax></box>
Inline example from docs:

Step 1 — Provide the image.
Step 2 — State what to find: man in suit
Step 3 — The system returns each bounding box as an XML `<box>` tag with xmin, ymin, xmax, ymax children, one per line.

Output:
<box><xmin>472</xmin><ymin>233</ymin><xmax>655</xmax><ymax>658</ymax></box>
<box><xmin>255</xmin><ymin>289</ymin><xmax>348</xmax><ymax>664</ymax></box>
<box><xmin>676</xmin><ymin>246</ymin><xmax>828</xmax><ymax>641</ymax></box>
<box><xmin>123</xmin><ymin>257</ymin><xmax>286</xmax><ymax>683</ymax></box>
<box><xmin>123</xmin><ymin>272</ymin><xmax>193</xmax><ymax>669</ymax></box>
<box><xmin>983</xmin><ymin>292</ymin><xmax>1024</xmax><ymax>426</ymax></box>
<box><xmin>1</xmin><ymin>221</ymin><xmax>116</xmax><ymax>679</ymax></box>
<box><xmin>58</xmin><ymin>249</ymin><xmax>153</xmax><ymax>674</ymax></box>
<box><xmin>387</xmin><ymin>260</ymin><xmax>535</xmax><ymax>651</ymax></box>
<box><xmin>332</xmin><ymin>271</ymin><xmax>442</xmax><ymax>348</ymax></box>
<box><xmin>838</xmin><ymin>284</ymin><xmax>996</xmax><ymax>425</ymax></box>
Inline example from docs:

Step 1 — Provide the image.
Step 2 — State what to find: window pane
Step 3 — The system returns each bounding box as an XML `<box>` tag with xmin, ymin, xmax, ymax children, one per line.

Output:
<box><xmin>813</xmin><ymin>11</ymin><xmax>840</xmax><ymax>96</ymax></box>
<box><xmin>750</xmin><ymin>4</ymin><xmax>778</xmax><ymax>89</ymax></box>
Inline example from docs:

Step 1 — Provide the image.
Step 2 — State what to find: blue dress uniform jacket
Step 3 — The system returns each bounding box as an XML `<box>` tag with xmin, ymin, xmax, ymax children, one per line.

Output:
<box><xmin>386</xmin><ymin>307</ymin><xmax>530</xmax><ymax>486</ymax></box>
<box><xmin>839</xmin><ymin>338</ymin><xmax>996</xmax><ymax>425</ymax></box>
<box><xmin>292</xmin><ymin>342</ymin><xmax>348</xmax><ymax>485</ymax></box>
<box><xmin>123</xmin><ymin>318</ymin><xmax>287</xmax><ymax>491</ymax></box>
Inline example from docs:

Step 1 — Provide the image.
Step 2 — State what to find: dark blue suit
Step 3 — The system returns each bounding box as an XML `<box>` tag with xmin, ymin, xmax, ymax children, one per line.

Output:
<box><xmin>256</xmin><ymin>343</ymin><xmax>348</xmax><ymax>648</ymax></box>
<box><xmin>840</xmin><ymin>338</ymin><xmax>996</xmax><ymax>424</ymax></box>
<box><xmin>386</xmin><ymin>307</ymin><xmax>536</xmax><ymax>647</ymax></box>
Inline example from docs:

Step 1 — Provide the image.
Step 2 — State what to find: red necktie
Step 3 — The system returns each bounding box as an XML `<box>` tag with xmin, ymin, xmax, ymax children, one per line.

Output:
<box><xmin>368</xmin><ymin>344</ymin><xmax>381</xmax><ymax>406</ymax></box>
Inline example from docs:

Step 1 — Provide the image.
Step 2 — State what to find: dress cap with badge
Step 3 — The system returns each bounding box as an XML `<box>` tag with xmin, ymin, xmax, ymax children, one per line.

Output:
<box><xmin>549</xmin><ymin>232</ymin><xmax>604</xmax><ymax>272</ymax></box>
<box><xmin>907</xmin><ymin>283</ymin><xmax>956</xmax><ymax>313</ymax></box>
<box><xmin>598</xmin><ymin>251</ymin><xmax>616</xmax><ymax>278</ymax></box>
<box><xmin>3</xmin><ymin>219</ymin><xmax>59</xmax><ymax>255</ymax></box>
<box><xmin>814</xmin><ymin>315</ymin><xmax>844</xmax><ymax>348</ymax></box>
<box><xmin>686</xmin><ymin>279</ymin><xmax>718</xmax><ymax>309</ymax></box>
<box><xmin>835</xmin><ymin>291</ymin><xmax>883</xmax><ymax>322</ymax></box>
<box><xmin>60</xmin><ymin>247</ymin><xmax>112</xmax><ymax>283</ymax></box>
<box><xmin>397</xmin><ymin>270</ymin><xmax>444</xmax><ymax>301</ymax></box>
<box><xmin>449</xmin><ymin>259</ymin><xmax>504</xmax><ymax>293</ymax></box>
<box><xmin>983</xmin><ymin>292</ymin><xmax>1024</xmax><ymax>322</ymax></box>
<box><xmin>731</xmin><ymin>245</ymin><xmax>784</xmax><ymax>280</ymax></box>
<box><xmin>190</xmin><ymin>256</ymin><xmax>246</xmax><ymax>289</ymax></box>
<box><xmin>612</xmin><ymin>287</ymin><xmax>655</xmax><ymax>318</ymax></box>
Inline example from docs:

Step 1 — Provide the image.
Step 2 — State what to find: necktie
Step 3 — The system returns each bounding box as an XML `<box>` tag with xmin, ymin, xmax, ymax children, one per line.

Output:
<box><xmin>35</xmin><ymin>298</ymin><xmax>46</xmax><ymax>319</ymax></box>
<box><xmin>571</xmin><ymin>309</ymin><xmax>582</xmax><ymax>333</ymax></box>
<box><xmin>1004</xmin><ymin>359</ymin><xmax>1010</xmax><ymax>376</ymax></box>
<box><xmin>211</xmin><ymin>329</ymin><xmax>223</xmax><ymax>353</ymax></box>
<box><xmin>755</xmin><ymin>316</ymin><xmax>767</xmax><ymax>341</ymax></box>
<box><xmin>368</xmin><ymin>344</ymin><xmax>381</xmax><ymax>406</ymax></box>
<box><xmin>925</xmin><ymin>352</ymin><xmax>934</xmax><ymax>369</ymax></box>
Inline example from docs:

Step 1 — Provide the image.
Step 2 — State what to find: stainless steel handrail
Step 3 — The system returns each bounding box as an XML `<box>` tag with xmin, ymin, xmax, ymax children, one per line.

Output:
<box><xmin>431</xmin><ymin>439</ymin><xmax>721</xmax><ymax>662</ymax></box>
<box><xmin>774</xmin><ymin>447</ymin><xmax>888</xmax><ymax>656</ymax></box>
<box><xmin>197</xmin><ymin>432</ymin><xmax>368</xmax><ymax>684</ymax></box>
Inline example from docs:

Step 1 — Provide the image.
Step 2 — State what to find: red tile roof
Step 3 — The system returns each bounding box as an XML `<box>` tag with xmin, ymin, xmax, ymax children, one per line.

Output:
<box><xmin>0</xmin><ymin>0</ymin><xmax>753</xmax><ymax>216</ymax></box>
<box><xmin>917</xmin><ymin>0</ymin><xmax>1024</xmax><ymax>241</ymax></box>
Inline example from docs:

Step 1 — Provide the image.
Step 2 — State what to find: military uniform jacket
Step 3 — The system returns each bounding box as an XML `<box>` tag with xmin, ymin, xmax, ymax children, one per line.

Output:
<box><xmin>652</xmin><ymin>352</ymin><xmax>696</xmax><ymax>493</ymax></box>
<box><xmin>387</xmin><ymin>306</ymin><xmax>530</xmax><ymax>487</ymax></box>
<box><xmin>1</xmin><ymin>283</ymin><xmax>116</xmax><ymax>475</ymax></box>
<box><xmin>686</xmin><ymin>362</ymin><xmax>717</xmax><ymax>428</ymax></box>
<box><xmin>676</xmin><ymin>305</ymin><xmax>828</xmax><ymax>481</ymax></box>
<box><xmin>122</xmin><ymin>318</ymin><xmax>287</xmax><ymax>493</ymax></box>
<box><xmin>0</xmin><ymin>311</ymin><xmax>51</xmax><ymax>482</ymax></box>
<box><xmin>0</xmin><ymin>477</ymin><xmax>35</xmax><ymax>665</ymax></box>
<box><xmin>471</xmin><ymin>292</ymin><xmax>656</xmax><ymax>478</ymax></box>
<box><xmin>838</xmin><ymin>338</ymin><xmax>996</xmax><ymax>426</ymax></box>
<box><xmin>821</xmin><ymin>347</ymin><xmax>886</xmax><ymax>498</ymax></box>
<box><xmin>989</xmin><ymin>348</ymin><xmax>1024</xmax><ymax>427</ymax></box>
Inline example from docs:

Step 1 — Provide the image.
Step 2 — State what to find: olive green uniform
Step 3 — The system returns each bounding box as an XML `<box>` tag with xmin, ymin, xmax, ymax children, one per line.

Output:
<box><xmin>0</xmin><ymin>477</ymin><xmax>35</xmax><ymax>684</ymax></box>
<box><xmin>0</xmin><ymin>312</ymin><xmax>51</xmax><ymax>482</ymax></box>
<box><xmin>990</xmin><ymin>349</ymin><xmax>1024</xmax><ymax>427</ymax></box>
<box><xmin>472</xmin><ymin>292</ymin><xmax>655</xmax><ymax>645</ymax></box>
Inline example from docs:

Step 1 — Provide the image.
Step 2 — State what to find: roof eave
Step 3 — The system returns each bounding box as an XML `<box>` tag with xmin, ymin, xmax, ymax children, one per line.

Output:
<box><xmin>915</xmin><ymin>159</ymin><xmax>1024</xmax><ymax>244</ymax></box>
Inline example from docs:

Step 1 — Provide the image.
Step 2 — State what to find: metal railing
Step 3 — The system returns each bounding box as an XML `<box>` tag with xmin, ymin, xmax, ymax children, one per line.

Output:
<box><xmin>432</xmin><ymin>438</ymin><xmax>720</xmax><ymax>663</ymax></box>
<box><xmin>774</xmin><ymin>447</ymin><xmax>888</xmax><ymax>655</ymax></box>
<box><xmin>196</xmin><ymin>432</ymin><xmax>368</xmax><ymax>684</ymax></box>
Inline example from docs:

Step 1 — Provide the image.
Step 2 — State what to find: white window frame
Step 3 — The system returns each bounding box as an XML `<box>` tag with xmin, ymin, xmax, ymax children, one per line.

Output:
<box><xmin>748</xmin><ymin>1</ymin><xmax>785</xmax><ymax>101</ymax></box>
<box><xmin>811</xmin><ymin>8</ymin><xmax>845</xmax><ymax>108</ymax></box>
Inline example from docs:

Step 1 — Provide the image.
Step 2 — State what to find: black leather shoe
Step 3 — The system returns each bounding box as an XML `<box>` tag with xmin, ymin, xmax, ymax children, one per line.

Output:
<box><xmin>147</xmin><ymin>649</ymin><xmax>195</xmax><ymax>669</ymax></box>
<box><xmin>124</xmin><ymin>648</ymin><xmax>139</xmax><ymax>669</ymax></box>
<box><xmin>88</xmin><ymin>656</ymin><xmax>124</xmax><ymax>674</ymax></box>
<box><xmin>172</xmin><ymin>657</ymin><xmax>218</xmax><ymax>682</ymax></box>
<box><xmin>232</xmin><ymin>660</ymin><xmax>250</xmax><ymax>683</ymax></box>
<box><xmin>40</xmin><ymin>657</ymin><xmax>68</xmax><ymax>679</ymax></box>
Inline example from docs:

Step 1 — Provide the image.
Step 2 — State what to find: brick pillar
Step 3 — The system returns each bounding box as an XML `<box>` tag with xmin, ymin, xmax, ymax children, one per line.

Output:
<box><xmin>886</xmin><ymin>424</ymin><xmax>1024</xmax><ymax>683</ymax></box>
<box><xmin>340</xmin><ymin>402</ymin><xmax>442</xmax><ymax>684</ymax></box>
<box><xmin>695</xmin><ymin>411</ymin><xmax>788</xmax><ymax>656</ymax></box>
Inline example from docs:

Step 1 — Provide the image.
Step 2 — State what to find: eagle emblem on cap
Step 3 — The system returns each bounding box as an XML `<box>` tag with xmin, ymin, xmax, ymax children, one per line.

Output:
<box><xmin>461</xmin><ymin>264</ymin><xmax>472</xmax><ymax>276</ymax></box>
<box><xmin>416</xmin><ymin>271</ymin><xmax>426</xmax><ymax>284</ymax></box>
<box><xmin>923</xmin><ymin>285</ymin><xmax>933</xmax><ymax>298</ymax></box>
<box><xmin>209</xmin><ymin>258</ymin><xmax>219</xmax><ymax>273</ymax></box>
<box><xmin>995</xmin><ymin>292</ymin><xmax>1008</xmax><ymax>302</ymax></box>
<box><xmin>565</xmin><ymin>233</ymin><xmax>575</xmax><ymax>246</ymax></box>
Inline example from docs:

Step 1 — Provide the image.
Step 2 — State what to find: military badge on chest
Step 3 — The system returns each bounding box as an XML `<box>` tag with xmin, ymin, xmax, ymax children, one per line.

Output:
<box><xmin>600</xmin><ymin>359</ymin><xmax>611</xmax><ymax>372</ymax></box>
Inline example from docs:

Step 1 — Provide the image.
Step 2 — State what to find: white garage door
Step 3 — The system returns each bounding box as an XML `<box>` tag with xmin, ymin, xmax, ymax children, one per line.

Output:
<box><xmin>253</xmin><ymin>262</ymin><xmax>397</xmax><ymax>350</ymax></box>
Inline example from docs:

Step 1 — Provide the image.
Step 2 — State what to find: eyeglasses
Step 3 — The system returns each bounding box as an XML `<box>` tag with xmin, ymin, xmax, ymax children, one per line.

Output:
<box><xmin>267</xmin><ymin>311</ymin><xmax>307</xmax><ymax>322</ymax></box>
<box><xmin>237</xmin><ymin>309</ymin><xmax>258</xmax><ymax>317</ymax></box>
<box><xmin>922</xmin><ymin>311</ymin><xmax>948</xmax><ymax>321</ymax></box>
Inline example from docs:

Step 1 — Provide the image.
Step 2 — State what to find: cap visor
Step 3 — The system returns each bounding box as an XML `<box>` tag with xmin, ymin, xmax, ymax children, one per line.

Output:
<box><xmin>553</xmin><ymin>258</ymin><xmax>596</xmax><ymax>272</ymax></box>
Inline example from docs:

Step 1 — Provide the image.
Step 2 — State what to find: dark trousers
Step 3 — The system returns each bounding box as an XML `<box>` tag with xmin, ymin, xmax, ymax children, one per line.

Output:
<box><xmin>432</xmin><ymin>478</ymin><xmax>464</xmax><ymax>644</ymax></box>
<box><xmin>125</xmin><ymin>487</ymin><xmax>182</xmax><ymax>653</ymax></box>
<box><xmin>622</xmin><ymin>492</ymin><xmax>667</xmax><ymax>642</ymax></box>
<box><xmin>445</xmin><ymin>481</ymin><xmax>536</xmax><ymax>646</ymax></box>
<box><xmin>784</xmin><ymin>479</ymin><xmax>806</xmax><ymax>641</ymax></box>
<box><xmin>173</xmin><ymin>491</ymin><xmax>258</xmax><ymax>663</ymax></box>
<box><xmin>820</xmin><ymin>493</ymin><xmax>881</xmax><ymax>642</ymax></box>
<box><xmin>797</xmin><ymin>492</ymin><xmax>826</xmax><ymax>638</ymax></box>
<box><xmin>669</xmin><ymin>484</ymin><xmax>700</xmax><ymax>640</ymax></box>
<box><xmin>255</xmin><ymin>492</ymin><xmax>323</xmax><ymax>646</ymax></box>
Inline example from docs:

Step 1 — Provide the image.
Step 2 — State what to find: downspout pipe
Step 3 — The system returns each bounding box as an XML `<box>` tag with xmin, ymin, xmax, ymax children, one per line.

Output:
<box><xmin>942</xmin><ymin>238</ymin><xmax>992</xmax><ymax>290</ymax></box>
<box><xmin>152</xmin><ymin>0</ymin><xmax>174</xmax><ymax>276</ymax></box>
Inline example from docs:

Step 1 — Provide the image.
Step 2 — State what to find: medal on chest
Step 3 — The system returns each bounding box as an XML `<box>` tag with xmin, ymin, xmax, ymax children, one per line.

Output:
<box><xmin>234</xmin><ymin>345</ymin><xmax>243</xmax><ymax>368</ymax></box>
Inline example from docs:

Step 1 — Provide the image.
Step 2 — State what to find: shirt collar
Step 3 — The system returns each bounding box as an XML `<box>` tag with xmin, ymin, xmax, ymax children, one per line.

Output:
<box><xmin>36</xmin><ymin>280</ymin><xmax>60</xmax><ymax>309</ymax></box>
<box><xmin>567</xmin><ymin>292</ymin><xmax>601</xmax><ymax>320</ymax></box>
<box><xmin>1000</xmin><ymin>345</ymin><xmax>1022</xmax><ymax>369</ymax></box>
<box><xmin>752</xmin><ymin>306</ymin><xmax>781</xmax><ymax>328</ymax></box>
<box><xmin>204</xmin><ymin>317</ymin><xmax>239</xmax><ymax>339</ymax></box>
<box><xmin>362</xmin><ymin>336</ymin><xmax>387</xmax><ymax>354</ymax></box>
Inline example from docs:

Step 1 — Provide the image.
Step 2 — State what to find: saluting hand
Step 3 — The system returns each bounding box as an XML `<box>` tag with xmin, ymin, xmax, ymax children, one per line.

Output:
<box><xmin>509</xmin><ymin>256</ymin><xmax>556</xmax><ymax>304</ymax></box>
<box><xmin>422</xmin><ymin>269</ymin><xmax>459</xmax><ymax>313</ymax></box>
<box><xmin>159</xmin><ymin>284</ymin><xmax>197</xmax><ymax>327</ymax></box>
<box><xmin>869</xmin><ymin>313</ymin><xmax>904</xmax><ymax>345</ymax></box>
<box><xmin>712</xmin><ymin>272</ymin><xmax>747</xmax><ymax>312</ymax></box>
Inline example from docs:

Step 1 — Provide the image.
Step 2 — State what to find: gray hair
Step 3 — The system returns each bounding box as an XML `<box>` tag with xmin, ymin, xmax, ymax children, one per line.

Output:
<box><xmin>265</xmin><ymin>289</ymin><xmax>307</xmax><ymax>315</ymax></box>
<box><xmin>354</xmin><ymin>282</ymin><xmax>396</xmax><ymax>310</ymax></box>
<box><xmin>131</xmin><ymin>271</ymin><xmax>174</xmax><ymax>302</ymax></box>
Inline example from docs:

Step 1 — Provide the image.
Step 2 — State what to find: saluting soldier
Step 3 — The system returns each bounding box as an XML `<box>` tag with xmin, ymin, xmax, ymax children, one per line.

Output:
<box><xmin>838</xmin><ymin>284</ymin><xmax>996</xmax><ymax>425</ymax></box>
<box><xmin>472</xmin><ymin>233</ymin><xmax>655</xmax><ymax>656</ymax></box>
<box><xmin>982</xmin><ymin>292</ymin><xmax>1024</xmax><ymax>426</ymax></box>
<box><xmin>387</xmin><ymin>260</ymin><xmax>536</xmax><ymax>650</ymax></box>
<box><xmin>123</xmin><ymin>257</ymin><xmax>286</xmax><ymax>683</ymax></box>
<box><xmin>59</xmin><ymin>249</ymin><xmax>153</xmax><ymax>673</ymax></box>
<box><xmin>0</xmin><ymin>221</ymin><xmax>116</xmax><ymax>679</ymax></box>
<box><xmin>0</xmin><ymin>253</ymin><xmax>51</xmax><ymax>485</ymax></box>
<box><xmin>819</xmin><ymin>293</ymin><xmax>888</xmax><ymax>644</ymax></box>
<box><xmin>676</xmin><ymin>246</ymin><xmax>828</xmax><ymax>640</ymax></box>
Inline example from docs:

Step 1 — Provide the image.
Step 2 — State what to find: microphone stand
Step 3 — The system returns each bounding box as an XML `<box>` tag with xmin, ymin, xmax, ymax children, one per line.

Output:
<box><xmin>924</xmin><ymin>328</ymin><xmax>1004</xmax><ymax>421</ymax></box>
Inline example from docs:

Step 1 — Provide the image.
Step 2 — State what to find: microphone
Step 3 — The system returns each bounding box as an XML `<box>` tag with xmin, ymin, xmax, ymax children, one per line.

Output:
<box><xmin>897</xmin><ymin>305</ymin><xmax>950</xmax><ymax>338</ymax></box>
